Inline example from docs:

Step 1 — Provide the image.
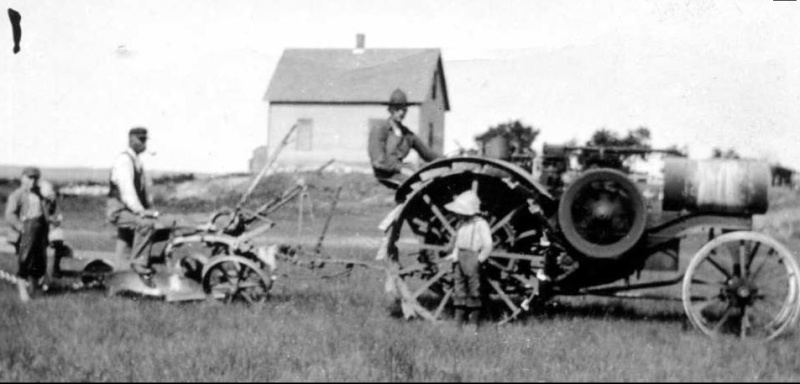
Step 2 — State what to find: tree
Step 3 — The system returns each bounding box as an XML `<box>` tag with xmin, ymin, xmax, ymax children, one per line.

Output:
<box><xmin>475</xmin><ymin>120</ymin><xmax>541</xmax><ymax>155</ymax></box>
<box><xmin>585</xmin><ymin>126</ymin><xmax>651</xmax><ymax>149</ymax></box>
<box><xmin>711</xmin><ymin>147</ymin><xmax>741</xmax><ymax>159</ymax></box>
<box><xmin>580</xmin><ymin>127</ymin><xmax>652</xmax><ymax>169</ymax></box>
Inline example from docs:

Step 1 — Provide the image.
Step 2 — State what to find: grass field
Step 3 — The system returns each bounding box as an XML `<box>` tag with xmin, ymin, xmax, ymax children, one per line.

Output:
<box><xmin>2</xmin><ymin>176</ymin><xmax>800</xmax><ymax>381</ymax></box>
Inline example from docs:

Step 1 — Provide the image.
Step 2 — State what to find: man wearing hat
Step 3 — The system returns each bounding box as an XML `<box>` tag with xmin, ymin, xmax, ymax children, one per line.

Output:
<box><xmin>368</xmin><ymin>88</ymin><xmax>441</xmax><ymax>189</ymax></box>
<box><xmin>107</xmin><ymin>127</ymin><xmax>159</xmax><ymax>284</ymax></box>
<box><xmin>5</xmin><ymin>166</ymin><xmax>59</xmax><ymax>302</ymax></box>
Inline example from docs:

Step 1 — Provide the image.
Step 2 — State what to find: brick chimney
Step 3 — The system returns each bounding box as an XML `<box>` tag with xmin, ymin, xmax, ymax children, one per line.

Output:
<box><xmin>354</xmin><ymin>33</ymin><xmax>365</xmax><ymax>54</ymax></box>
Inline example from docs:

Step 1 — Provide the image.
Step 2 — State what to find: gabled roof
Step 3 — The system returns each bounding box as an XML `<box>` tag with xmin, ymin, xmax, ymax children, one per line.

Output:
<box><xmin>265</xmin><ymin>48</ymin><xmax>449</xmax><ymax>110</ymax></box>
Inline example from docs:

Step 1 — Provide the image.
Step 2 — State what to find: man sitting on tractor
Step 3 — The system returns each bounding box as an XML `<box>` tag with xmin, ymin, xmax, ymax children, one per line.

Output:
<box><xmin>367</xmin><ymin>88</ymin><xmax>441</xmax><ymax>189</ymax></box>
<box><xmin>107</xmin><ymin>127</ymin><xmax>161</xmax><ymax>286</ymax></box>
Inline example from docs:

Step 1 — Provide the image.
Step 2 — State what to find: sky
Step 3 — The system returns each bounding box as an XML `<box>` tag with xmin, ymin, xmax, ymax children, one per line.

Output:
<box><xmin>2</xmin><ymin>0</ymin><xmax>799</xmax><ymax>173</ymax></box>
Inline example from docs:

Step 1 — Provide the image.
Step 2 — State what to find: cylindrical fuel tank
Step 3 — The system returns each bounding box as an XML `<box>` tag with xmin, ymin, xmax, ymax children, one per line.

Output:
<box><xmin>663</xmin><ymin>157</ymin><xmax>770</xmax><ymax>214</ymax></box>
<box><xmin>482</xmin><ymin>136</ymin><xmax>510</xmax><ymax>160</ymax></box>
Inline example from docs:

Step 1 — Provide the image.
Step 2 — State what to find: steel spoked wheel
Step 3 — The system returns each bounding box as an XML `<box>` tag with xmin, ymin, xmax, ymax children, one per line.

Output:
<box><xmin>202</xmin><ymin>255</ymin><xmax>273</xmax><ymax>304</ymax></box>
<box><xmin>682</xmin><ymin>231</ymin><xmax>800</xmax><ymax>340</ymax></box>
<box><xmin>387</xmin><ymin>164</ymin><xmax>551</xmax><ymax>322</ymax></box>
<box><xmin>388</xmin><ymin>192</ymin><xmax>457</xmax><ymax>322</ymax></box>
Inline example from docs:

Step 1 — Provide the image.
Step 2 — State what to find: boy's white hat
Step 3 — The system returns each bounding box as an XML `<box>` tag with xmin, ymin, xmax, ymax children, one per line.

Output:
<box><xmin>444</xmin><ymin>190</ymin><xmax>481</xmax><ymax>216</ymax></box>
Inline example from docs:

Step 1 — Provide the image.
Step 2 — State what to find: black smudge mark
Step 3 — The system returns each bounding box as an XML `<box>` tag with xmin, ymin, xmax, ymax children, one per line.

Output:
<box><xmin>8</xmin><ymin>8</ymin><xmax>21</xmax><ymax>54</ymax></box>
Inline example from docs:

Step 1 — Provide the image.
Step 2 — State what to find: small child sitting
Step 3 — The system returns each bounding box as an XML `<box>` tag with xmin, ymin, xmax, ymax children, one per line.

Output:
<box><xmin>444</xmin><ymin>190</ymin><xmax>493</xmax><ymax>329</ymax></box>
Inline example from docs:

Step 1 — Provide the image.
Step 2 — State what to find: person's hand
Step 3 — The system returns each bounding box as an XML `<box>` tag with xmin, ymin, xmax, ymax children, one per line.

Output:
<box><xmin>50</xmin><ymin>213</ymin><xmax>63</xmax><ymax>227</ymax></box>
<box><xmin>444</xmin><ymin>249</ymin><xmax>458</xmax><ymax>263</ymax></box>
<box><xmin>400</xmin><ymin>167</ymin><xmax>415</xmax><ymax>177</ymax></box>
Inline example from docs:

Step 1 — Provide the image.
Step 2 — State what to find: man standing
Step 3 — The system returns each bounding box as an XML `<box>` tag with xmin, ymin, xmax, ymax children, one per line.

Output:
<box><xmin>5</xmin><ymin>167</ymin><xmax>59</xmax><ymax>302</ymax></box>
<box><xmin>107</xmin><ymin>127</ymin><xmax>159</xmax><ymax>284</ymax></box>
<box><xmin>368</xmin><ymin>88</ymin><xmax>440</xmax><ymax>189</ymax></box>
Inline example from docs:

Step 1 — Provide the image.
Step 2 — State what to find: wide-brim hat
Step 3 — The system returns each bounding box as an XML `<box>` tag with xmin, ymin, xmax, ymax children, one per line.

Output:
<box><xmin>444</xmin><ymin>190</ymin><xmax>481</xmax><ymax>216</ymax></box>
<box><xmin>388</xmin><ymin>88</ymin><xmax>409</xmax><ymax>107</ymax></box>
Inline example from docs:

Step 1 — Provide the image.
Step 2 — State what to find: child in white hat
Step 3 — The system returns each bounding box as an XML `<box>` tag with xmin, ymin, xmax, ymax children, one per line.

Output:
<box><xmin>444</xmin><ymin>190</ymin><xmax>493</xmax><ymax>330</ymax></box>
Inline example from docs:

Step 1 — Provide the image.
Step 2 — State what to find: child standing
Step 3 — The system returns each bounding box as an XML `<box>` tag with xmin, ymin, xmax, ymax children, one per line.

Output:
<box><xmin>444</xmin><ymin>190</ymin><xmax>493</xmax><ymax>330</ymax></box>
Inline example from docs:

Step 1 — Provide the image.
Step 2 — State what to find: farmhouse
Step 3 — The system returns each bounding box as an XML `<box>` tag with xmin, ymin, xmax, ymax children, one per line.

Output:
<box><xmin>262</xmin><ymin>35</ymin><xmax>450</xmax><ymax>170</ymax></box>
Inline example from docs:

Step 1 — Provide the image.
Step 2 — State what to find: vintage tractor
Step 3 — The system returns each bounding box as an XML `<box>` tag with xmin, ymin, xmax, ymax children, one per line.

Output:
<box><xmin>382</xmin><ymin>142</ymin><xmax>800</xmax><ymax>340</ymax></box>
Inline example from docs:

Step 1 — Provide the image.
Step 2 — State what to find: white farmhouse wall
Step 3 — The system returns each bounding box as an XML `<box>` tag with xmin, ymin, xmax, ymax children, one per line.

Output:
<box><xmin>267</xmin><ymin>104</ymin><xmax>422</xmax><ymax>169</ymax></box>
<box><xmin>418</xmin><ymin>70</ymin><xmax>447</xmax><ymax>156</ymax></box>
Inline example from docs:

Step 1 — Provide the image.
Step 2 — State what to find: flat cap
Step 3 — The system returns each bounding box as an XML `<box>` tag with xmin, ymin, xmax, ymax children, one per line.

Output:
<box><xmin>22</xmin><ymin>166</ymin><xmax>41</xmax><ymax>178</ymax></box>
<box><xmin>129</xmin><ymin>127</ymin><xmax>148</xmax><ymax>136</ymax></box>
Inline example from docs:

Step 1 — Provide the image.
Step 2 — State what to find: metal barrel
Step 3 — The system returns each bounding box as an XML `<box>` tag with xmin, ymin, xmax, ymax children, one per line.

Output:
<box><xmin>482</xmin><ymin>136</ymin><xmax>510</xmax><ymax>160</ymax></box>
<box><xmin>663</xmin><ymin>157</ymin><xmax>770</xmax><ymax>214</ymax></box>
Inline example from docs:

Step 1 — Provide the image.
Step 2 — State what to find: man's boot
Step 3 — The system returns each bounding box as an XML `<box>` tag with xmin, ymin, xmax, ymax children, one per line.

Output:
<box><xmin>467</xmin><ymin>309</ymin><xmax>481</xmax><ymax>327</ymax></box>
<box><xmin>131</xmin><ymin>263</ymin><xmax>156</xmax><ymax>288</ymax></box>
<box><xmin>464</xmin><ymin>308</ymin><xmax>480</xmax><ymax>334</ymax></box>
<box><xmin>454</xmin><ymin>307</ymin><xmax>467</xmax><ymax>327</ymax></box>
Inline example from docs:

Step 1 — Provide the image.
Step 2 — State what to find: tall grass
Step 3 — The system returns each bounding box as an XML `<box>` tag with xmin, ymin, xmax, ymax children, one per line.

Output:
<box><xmin>2</xmin><ymin>183</ymin><xmax>800</xmax><ymax>381</ymax></box>
<box><xmin>3</xmin><ymin>257</ymin><xmax>799</xmax><ymax>381</ymax></box>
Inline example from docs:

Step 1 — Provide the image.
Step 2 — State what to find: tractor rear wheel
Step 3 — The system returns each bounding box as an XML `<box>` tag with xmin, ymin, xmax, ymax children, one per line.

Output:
<box><xmin>386</xmin><ymin>159</ymin><xmax>552</xmax><ymax>322</ymax></box>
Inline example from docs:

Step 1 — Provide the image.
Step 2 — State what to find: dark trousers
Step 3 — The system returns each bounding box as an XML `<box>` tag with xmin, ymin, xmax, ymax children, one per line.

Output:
<box><xmin>17</xmin><ymin>218</ymin><xmax>48</xmax><ymax>280</ymax></box>
<box><xmin>453</xmin><ymin>249</ymin><xmax>482</xmax><ymax>308</ymax></box>
<box><xmin>373</xmin><ymin>168</ymin><xmax>407</xmax><ymax>190</ymax></box>
<box><xmin>110</xmin><ymin>210</ymin><xmax>157</xmax><ymax>273</ymax></box>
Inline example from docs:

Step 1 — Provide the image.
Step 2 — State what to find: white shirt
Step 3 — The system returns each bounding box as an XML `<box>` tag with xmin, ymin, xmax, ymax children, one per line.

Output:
<box><xmin>452</xmin><ymin>217</ymin><xmax>494</xmax><ymax>262</ymax></box>
<box><xmin>110</xmin><ymin>148</ymin><xmax>149</xmax><ymax>212</ymax></box>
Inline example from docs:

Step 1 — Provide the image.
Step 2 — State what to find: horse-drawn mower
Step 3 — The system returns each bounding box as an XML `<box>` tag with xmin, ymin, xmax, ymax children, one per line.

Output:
<box><xmin>380</xmin><ymin>143</ymin><xmax>800</xmax><ymax>340</ymax></box>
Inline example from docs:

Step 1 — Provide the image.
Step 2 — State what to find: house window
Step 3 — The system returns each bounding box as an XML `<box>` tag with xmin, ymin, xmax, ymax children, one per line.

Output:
<box><xmin>428</xmin><ymin>122</ymin><xmax>435</xmax><ymax>147</ymax></box>
<box><xmin>296</xmin><ymin>118</ymin><xmax>313</xmax><ymax>151</ymax></box>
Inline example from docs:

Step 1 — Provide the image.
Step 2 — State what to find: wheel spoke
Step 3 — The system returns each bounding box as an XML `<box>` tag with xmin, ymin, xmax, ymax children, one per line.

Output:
<box><xmin>433</xmin><ymin>288</ymin><xmax>453</xmax><ymax>320</ymax></box>
<box><xmin>212</xmin><ymin>282</ymin><xmax>236</xmax><ymax>293</ymax></box>
<box><xmin>749</xmin><ymin>248</ymin><xmax>776</xmax><ymax>280</ymax></box>
<box><xmin>740</xmin><ymin>306</ymin><xmax>748</xmax><ymax>338</ymax></box>
<box><xmin>412</xmin><ymin>269</ymin><xmax>448</xmax><ymax>299</ymax></box>
<box><xmin>423</xmin><ymin>194</ymin><xmax>455</xmax><ymax>235</ymax></box>
<box><xmin>239</xmin><ymin>291</ymin><xmax>253</xmax><ymax>304</ymax></box>
<box><xmin>491</xmin><ymin>207</ymin><xmax>521</xmax><ymax>234</ymax></box>
<box><xmin>745</xmin><ymin>241</ymin><xmax>761</xmax><ymax>274</ymax></box>
<box><xmin>703</xmin><ymin>254</ymin><xmax>733</xmax><ymax>280</ymax></box>
<box><xmin>236</xmin><ymin>281</ymin><xmax>263</xmax><ymax>289</ymax></box>
<box><xmin>738</xmin><ymin>241</ymin><xmax>747</xmax><ymax>279</ymax></box>
<box><xmin>711</xmin><ymin>304</ymin><xmax>735</xmax><ymax>333</ymax></box>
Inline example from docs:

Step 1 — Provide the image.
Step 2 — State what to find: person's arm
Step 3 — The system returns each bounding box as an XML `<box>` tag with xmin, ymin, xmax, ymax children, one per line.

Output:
<box><xmin>38</xmin><ymin>180</ymin><xmax>61</xmax><ymax>226</ymax></box>
<box><xmin>368</xmin><ymin>124</ymin><xmax>402</xmax><ymax>173</ymax></box>
<box><xmin>475</xmin><ymin>219</ymin><xmax>494</xmax><ymax>263</ymax></box>
<box><xmin>143</xmin><ymin>171</ymin><xmax>154</xmax><ymax>209</ymax></box>
<box><xmin>410</xmin><ymin>134</ymin><xmax>441</xmax><ymax>162</ymax></box>
<box><xmin>4</xmin><ymin>190</ymin><xmax>23</xmax><ymax>232</ymax></box>
<box><xmin>112</xmin><ymin>155</ymin><xmax>146</xmax><ymax>213</ymax></box>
